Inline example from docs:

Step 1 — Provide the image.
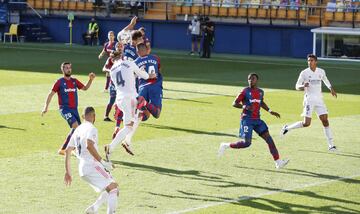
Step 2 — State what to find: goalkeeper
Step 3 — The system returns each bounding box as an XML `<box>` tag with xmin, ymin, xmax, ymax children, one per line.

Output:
<box><xmin>64</xmin><ymin>106</ymin><xmax>119</xmax><ymax>214</ymax></box>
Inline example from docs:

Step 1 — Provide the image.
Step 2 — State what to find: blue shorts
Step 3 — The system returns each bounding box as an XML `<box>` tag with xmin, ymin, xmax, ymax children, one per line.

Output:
<box><xmin>138</xmin><ymin>83</ymin><xmax>163</xmax><ymax>108</ymax></box>
<box><xmin>59</xmin><ymin>108</ymin><xmax>81</xmax><ymax>128</ymax></box>
<box><xmin>239</xmin><ymin>118</ymin><xmax>269</xmax><ymax>140</ymax></box>
<box><xmin>109</xmin><ymin>84</ymin><xmax>116</xmax><ymax>98</ymax></box>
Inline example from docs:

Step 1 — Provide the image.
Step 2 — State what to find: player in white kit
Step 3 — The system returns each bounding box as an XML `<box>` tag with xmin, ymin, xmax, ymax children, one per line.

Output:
<box><xmin>104</xmin><ymin>50</ymin><xmax>156</xmax><ymax>158</ymax></box>
<box><xmin>64</xmin><ymin>106</ymin><xmax>119</xmax><ymax>214</ymax></box>
<box><xmin>281</xmin><ymin>54</ymin><xmax>338</xmax><ymax>151</ymax></box>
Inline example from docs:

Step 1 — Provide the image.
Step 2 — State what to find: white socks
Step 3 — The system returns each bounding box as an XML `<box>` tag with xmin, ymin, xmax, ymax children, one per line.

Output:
<box><xmin>323</xmin><ymin>126</ymin><xmax>334</xmax><ymax>147</ymax></box>
<box><xmin>109</xmin><ymin>126</ymin><xmax>132</xmax><ymax>153</ymax></box>
<box><xmin>287</xmin><ymin>121</ymin><xmax>304</xmax><ymax>130</ymax></box>
<box><xmin>107</xmin><ymin>188</ymin><xmax>119</xmax><ymax>214</ymax></box>
<box><xmin>91</xmin><ymin>191</ymin><xmax>109</xmax><ymax>211</ymax></box>
<box><xmin>124</xmin><ymin>116</ymin><xmax>140</xmax><ymax>145</ymax></box>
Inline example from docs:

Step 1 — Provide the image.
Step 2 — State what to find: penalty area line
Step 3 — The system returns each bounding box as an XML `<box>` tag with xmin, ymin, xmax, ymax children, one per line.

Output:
<box><xmin>167</xmin><ymin>173</ymin><xmax>360</xmax><ymax>214</ymax></box>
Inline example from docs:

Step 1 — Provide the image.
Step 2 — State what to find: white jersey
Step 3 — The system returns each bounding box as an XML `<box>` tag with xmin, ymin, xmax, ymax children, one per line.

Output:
<box><xmin>296</xmin><ymin>67</ymin><xmax>332</xmax><ymax>101</ymax></box>
<box><xmin>110</xmin><ymin>59</ymin><xmax>149</xmax><ymax>99</ymax></box>
<box><xmin>68</xmin><ymin>121</ymin><xmax>100</xmax><ymax>177</ymax></box>
<box><xmin>117</xmin><ymin>29</ymin><xmax>134</xmax><ymax>45</ymax></box>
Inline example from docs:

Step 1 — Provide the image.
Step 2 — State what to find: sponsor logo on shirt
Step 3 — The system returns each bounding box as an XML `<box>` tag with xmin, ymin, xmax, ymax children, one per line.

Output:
<box><xmin>64</xmin><ymin>88</ymin><xmax>76</xmax><ymax>93</ymax></box>
<box><xmin>249</xmin><ymin>99</ymin><xmax>261</xmax><ymax>103</ymax></box>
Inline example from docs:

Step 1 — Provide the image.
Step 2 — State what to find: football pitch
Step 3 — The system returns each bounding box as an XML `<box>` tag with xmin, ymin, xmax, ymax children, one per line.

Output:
<box><xmin>1</xmin><ymin>43</ymin><xmax>360</xmax><ymax>214</ymax></box>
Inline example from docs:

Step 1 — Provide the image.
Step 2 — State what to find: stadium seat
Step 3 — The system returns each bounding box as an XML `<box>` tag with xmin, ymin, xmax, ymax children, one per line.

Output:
<box><xmin>51</xmin><ymin>1</ymin><xmax>61</xmax><ymax>10</ymax></box>
<box><xmin>210</xmin><ymin>6</ymin><xmax>219</xmax><ymax>16</ymax></box>
<box><xmin>238</xmin><ymin>7</ymin><xmax>247</xmax><ymax>17</ymax></box>
<box><xmin>299</xmin><ymin>9</ymin><xmax>306</xmax><ymax>19</ymax></box>
<box><xmin>287</xmin><ymin>9</ymin><xmax>297</xmax><ymax>19</ymax></box>
<box><xmin>324</xmin><ymin>11</ymin><xmax>334</xmax><ymax>20</ymax></box>
<box><xmin>77</xmin><ymin>2</ymin><xmax>85</xmax><ymax>11</ymax></box>
<box><xmin>85</xmin><ymin>2</ymin><xmax>93</xmax><ymax>11</ymax></box>
<box><xmin>43</xmin><ymin>0</ymin><xmax>50</xmax><ymax>9</ymax></box>
<box><xmin>248</xmin><ymin>8</ymin><xmax>257</xmax><ymax>18</ymax></box>
<box><xmin>219</xmin><ymin>7</ymin><xmax>228</xmax><ymax>16</ymax></box>
<box><xmin>172</xmin><ymin>5</ymin><xmax>182</xmax><ymax>14</ymax></box>
<box><xmin>334</xmin><ymin>11</ymin><xmax>344</xmax><ymax>21</ymax></box>
<box><xmin>228</xmin><ymin>7</ymin><xmax>238</xmax><ymax>16</ymax></box>
<box><xmin>344</xmin><ymin>12</ymin><xmax>354</xmax><ymax>21</ymax></box>
<box><xmin>3</xmin><ymin>24</ymin><xmax>19</xmax><ymax>43</ymax></box>
<box><xmin>191</xmin><ymin>5</ymin><xmax>202</xmax><ymax>14</ymax></box>
<box><xmin>258</xmin><ymin>8</ymin><xmax>268</xmax><ymax>18</ymax></box>
<box><xmin>68</xmin><ymin>1</ymin><xmax>77</xmax><ymax>10</ymax></box>
<box><xmin>277</xmin><ymin>8</ymin><xmax>287</xmax><ymax>18</ymax></box>
<box><xmin>182</xmin><ymin>5</ymin><xmax>191</xmax><ymax>14</ymax></box>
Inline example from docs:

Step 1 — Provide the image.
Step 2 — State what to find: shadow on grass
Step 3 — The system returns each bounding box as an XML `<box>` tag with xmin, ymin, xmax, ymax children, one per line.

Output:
<box><xmin>164</xmin><ymin>88</ymin><xmax>233</xmax><ymax>98</ymax></box>
<box><xmin>232</xmin><ymin>196</ymin><xmax>360</xmax><ymax>214</ymax></box>
<box><xmin>112</xmin><ymin>161</ymin><xmax>230</xmax><ymax>183</ymax></box>
<box><xmin>299</xmin><ymin>149</ymin><xmax>360</xmax><ymax>159</ymax></box>
<box><xmin>151</xmin><ymin>188</ymin><xmax>360</xmax><ymax>213</ymax></box>
<box><xmin>234</xmin><ymin>166</ymin><xmax>360</xmax><ymax>185</ymax></box>
<box><xmin>140</xmin><ymin>123</ymin><xmax>236</xmax><ymax>137</ymax></box>
<box><xmin>163</xmin><ymin>97</ymin><xmax>212</xmax><ymax>104</ymax></box>
<box><xmin>0</xmin><ymin>125</ymin><xmax>26</xmax><ymax>131</ymax></box>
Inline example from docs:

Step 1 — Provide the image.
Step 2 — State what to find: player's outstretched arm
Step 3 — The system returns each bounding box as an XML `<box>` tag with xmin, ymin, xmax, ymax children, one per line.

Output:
<box><xmin>41</xmin><ymin>90</ymin><xmax>56</xmax><ymax>116</ymax></box>
<box><xmin>87</xmin><ymin>140</ymin><xmax>113</xmax><ymax>171</ymax></box>
<box><xmin>126</xmin><ymin>16</ymin><xmax>138</xmax><ymax>31</ymax></box>
<box><xmin>82</xmin><ymin>72</ymin><xmax>96</xmax><ymax>91</ymax></box>
<box><xmin>64</xmin><ymin>146</ymin><xmax>74</xmax><ymax>186</ymax></box>
<box><xmin>98</xmin><ymin>49</ymin><xmax>106</xmax><ymax>59</ymax></box>
<box><xmin>261</xmin><ymin>101</ymin><xmax>280</xmax><ymax>118</ymax></box>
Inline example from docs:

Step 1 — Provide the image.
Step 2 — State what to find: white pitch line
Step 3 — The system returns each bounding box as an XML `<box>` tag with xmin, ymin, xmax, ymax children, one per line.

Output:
<box><xmin>168</xmin><ymin>173</ymin><xmax>360</xmax><ymax>214</ymax></box>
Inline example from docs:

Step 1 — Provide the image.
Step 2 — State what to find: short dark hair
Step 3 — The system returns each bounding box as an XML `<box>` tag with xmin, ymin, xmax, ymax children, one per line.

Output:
<box><xmin>248</xmin><ymin>73</ymin><xmax>259</xmax><ymax>80</ymax></box>
<box><xmin>61</xmin><ymin>62</ymin><xmax>71</xmax><ymax>70</ymax></box>
<box><xmin>83</xmin><ymin>106</ymin><xmax>95</xmax><ymax>116</ymax></box>
<box><xmin>307</xmin><ymin>54</ymin><xmax>317</xmax><ymax>61</ymax></box>
<box><xmin>111</xmin><ymin>50</ymin><xmax>122</xmax><ymax>59</ymax></box>
<box><xmin>132</xmin><ymin>30</ymin><xmax>143</xmax><ymax>41</ymax></box>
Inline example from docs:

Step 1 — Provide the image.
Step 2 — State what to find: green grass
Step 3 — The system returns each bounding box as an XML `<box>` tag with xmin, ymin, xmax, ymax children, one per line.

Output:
<box><xmin>0</xmin><ymin>43</ymin><xmax>360</xmax><ymax>214</ymax></box>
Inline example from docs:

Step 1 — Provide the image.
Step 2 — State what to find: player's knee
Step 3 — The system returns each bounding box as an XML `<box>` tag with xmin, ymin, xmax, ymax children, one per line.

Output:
<box><xmin>106</xmin><ymin>182</ymin><xmax>118</xmax><ymax>192</ymax></box>
<box><xmin>153</xmin><ymin>111</ymin><xmax>161</xmax><ymax>119</ymax></box>
<box><xmin>303</xmin><ymin>122</ymin><xmax>311</xmax><ymax>127</ymax></box>
<box><xmin>322</xmin><ymin>120</ymin><xmax>329</xmax><ymax>127</ymax></box>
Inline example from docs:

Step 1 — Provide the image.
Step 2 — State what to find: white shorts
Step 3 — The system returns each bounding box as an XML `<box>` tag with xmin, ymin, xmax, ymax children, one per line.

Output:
<box><xmin>116</xmin><ymin>96</ymin><xmax>137</xmax><ymax>125</ymax></box>
<box><xmin>301</xmin><ymin>99</ymin><xmax>328</xmax><ymax>118</ymax></box>
<box><xmin>81</xmin><ymin>165</ymin><xmax>115</xmax><ymax>193</ymax></box>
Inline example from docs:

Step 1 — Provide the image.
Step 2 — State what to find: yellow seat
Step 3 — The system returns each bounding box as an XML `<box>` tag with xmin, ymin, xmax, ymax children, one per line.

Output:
<box><xmin>3</xmin><ymin>24</ymin><xmax>19</xmax><ymax>43</ymax></box>
<box><xmin>228</xmin><ymin>7</ymin><xmax>238</xmax><ymax>17</ymax></box>
<box><xmin>287</xmin><ymin>10</ymin><xmax>297</xmax><ymax>19</ymax></box>
<box><xmin>258</xmin><ymin>8</ymin><xmax>268</xmax><ymax>18</ymax></box>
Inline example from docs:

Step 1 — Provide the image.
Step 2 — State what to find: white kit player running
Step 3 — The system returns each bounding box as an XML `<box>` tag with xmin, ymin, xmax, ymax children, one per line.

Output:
<box><xmin>281</xmin><ymin>54</ymin><xmax>338</xmax><ymax>151</ymax></box>
<box><xmin>104</xmin><ymin>51</ymin><xmax>155</xmax><ymax>158</ymax></box>
<box><xmin>64</xmin><ymin>107</ymin><xmax>119</xmax><ymax>214</ymax></box>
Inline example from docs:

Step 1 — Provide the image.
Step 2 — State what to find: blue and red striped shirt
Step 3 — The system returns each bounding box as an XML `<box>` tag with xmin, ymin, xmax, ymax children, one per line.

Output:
<box><xmin>235</xmin><ymin>87</ymin><xmax>264</xmax><ymax>119</ymax></box>
<box><xmin>52</xmin><ymin>77</ymin><xmax>84</xmax><ymax>109</ymax></box>
<box><xmin>103</xmin><ymin>41</ymin><xmax>116</xmax><ymax>57</ymax></box>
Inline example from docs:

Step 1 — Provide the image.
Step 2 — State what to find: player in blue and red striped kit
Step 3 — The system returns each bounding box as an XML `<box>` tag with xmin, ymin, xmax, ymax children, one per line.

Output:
<box><xmin>41</xmin><ymin>62</ymin><xmax>95</xmax><ymax>155</ymax></box>
<box><xmin>218</xmin><ymin>73</ymin><xmax>289</xmax><ymax>169</ymax></box>
<box><xmin>98</xmin><ymin>31</ymin><xmax>116</xmax><ymax>92</ymax></box>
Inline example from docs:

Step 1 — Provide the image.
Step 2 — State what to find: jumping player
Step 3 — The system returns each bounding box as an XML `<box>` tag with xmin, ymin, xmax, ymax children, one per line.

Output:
<box><xmin>104</xmin><ymin>50</ymin><xmax>155</xmax><ymax>158</ymax></box>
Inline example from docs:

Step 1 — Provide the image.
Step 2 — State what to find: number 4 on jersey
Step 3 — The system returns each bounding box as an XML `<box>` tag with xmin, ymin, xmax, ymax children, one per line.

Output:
<box><xmin>116</xmin><ymin>71</ymin><xmax>125</xmax><ymax>87</ymax></box>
